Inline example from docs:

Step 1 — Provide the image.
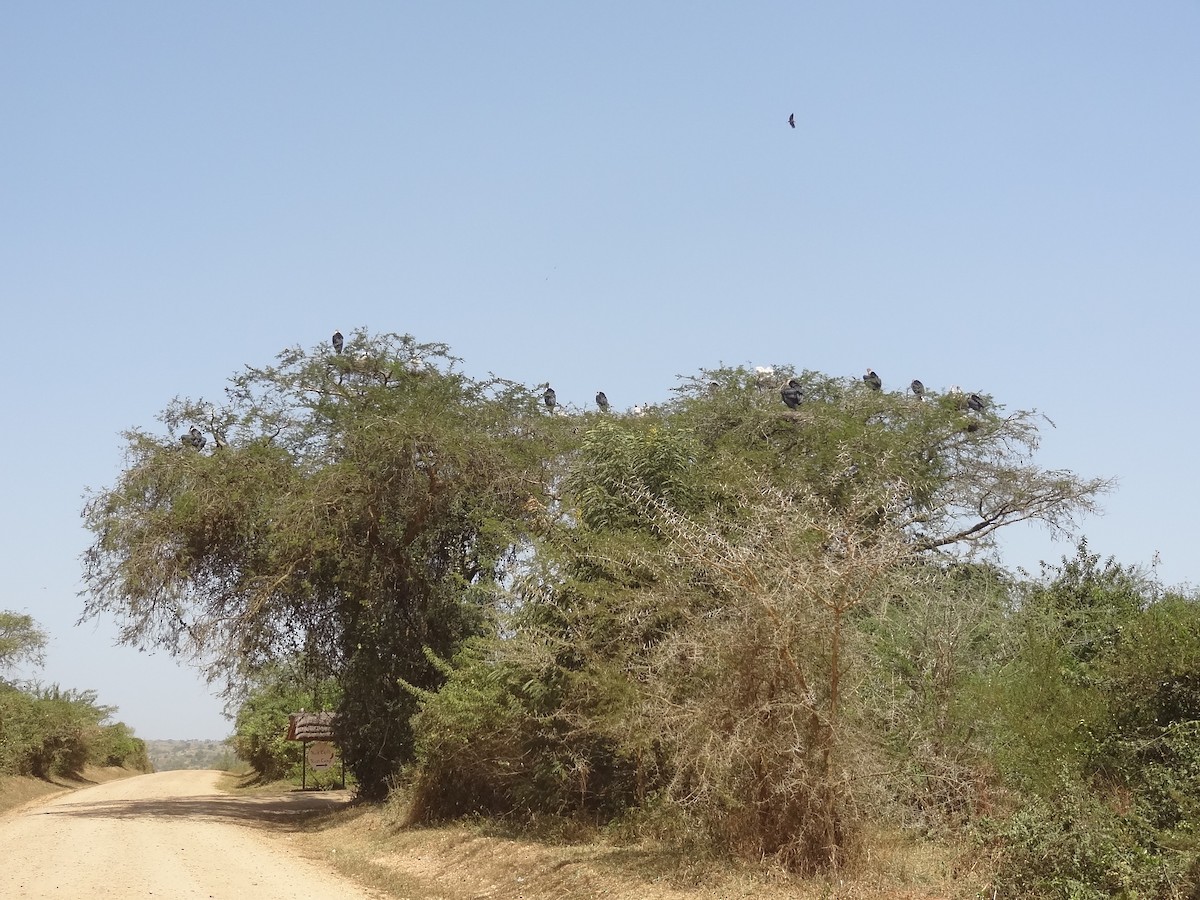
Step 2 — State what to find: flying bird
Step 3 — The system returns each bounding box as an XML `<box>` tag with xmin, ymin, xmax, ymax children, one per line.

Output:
<box><xmin>910</xmin><ymin>379</ymin><xmax>925</xmax><ymax>399</ymax></box>
<box><xmin>595</xmin><ymin>391</ymin><xmax>610</xmax><ymax>412</ymax></box>
<box><xmin>543</xmin><ymin>386</ymin><xmax>557</xmax><ymax>410</ymax></box>
<box><xmin>781</xmin><ymin>379</ymin><xmax>803</xmax><ymax>409</ymax></box>
<box><xmin>863</xmin><ymin>369</ymin><xmax>882</xmax><ymax>391</ymax></box>
<box><xmin>788</xmin><ymin>113</ymin><xmax>795</xmax><ymax>129</ymax></box>
<box><xmin>332</xmin><ymin>330</ymin><xmax>344</xmax><ymax>354</ymax></box>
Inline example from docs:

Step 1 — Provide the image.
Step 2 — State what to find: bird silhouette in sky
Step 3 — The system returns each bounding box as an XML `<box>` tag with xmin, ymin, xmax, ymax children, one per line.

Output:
<box><xmin>788</xmin><ymin>113</ymin><xmax>795</xmax><ymax>129</ymax></box>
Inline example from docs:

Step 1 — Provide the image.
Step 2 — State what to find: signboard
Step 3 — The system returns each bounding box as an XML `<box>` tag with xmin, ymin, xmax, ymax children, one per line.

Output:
<box><xmin>307</xmin><ymin>741</ymin><xmax>335</xmax><ymax>770</ymax></box>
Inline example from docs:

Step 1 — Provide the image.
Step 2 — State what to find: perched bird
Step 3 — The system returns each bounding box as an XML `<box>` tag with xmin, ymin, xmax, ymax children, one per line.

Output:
<box><xmin>781</xmin><ymin>378</ymin><xmax>803</xmax><ymax>409</ymax></box>
<box><xmin>754</xmin><ymin>365</ymin><xmax>775</xmax><ymax>388</ymax></box>
<box><xmin>182</xmin><ymin>426</ymin><xmax>206</xmax><ymax>450</ymax></box>
<box><xmin>543</xmin><ymin>386</ymin><xmax>557</xmax><ymax>411</ymax></box>
<box><xmin>707</xmin><ymin>381</ymin><xmax>720</xmax><ymax>394</ymax></box>
<box><xmin>863</xmin><ymin>368</ymin><xmax>882</xmax><ymax>391</ymax></box>
<box><xmin>967</xmin><ymin>393</ymin><xmax>985</xmax><ymax>412</ymax></box>
<box><xmin>910</xmin><ymin>379</ymin><xmax>925</xmax><ymax>399</ymax></box>
<box><xmin>631</xmin><ymin>403</ymin><xmax>646</xmax><ymax>417</ymax></box>
<box><xmin>788</xmin><ymin>113</ymin><xmax>796</xmax><ymax>129</ymax></box>
<box><xmin>595</xmin><ymin>391</ymin><xmax>610</xmax><ymax>412</ymax></box>
<box><xmin>332</xmin><ymin>330</ymin><xmax>344</xmax><ymax>354</ymax></box>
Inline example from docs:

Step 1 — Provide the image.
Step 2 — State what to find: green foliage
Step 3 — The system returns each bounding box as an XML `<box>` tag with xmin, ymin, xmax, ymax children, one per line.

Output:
<box><xmin>403</xmin><ymin>365</ymin><xmax>1113</xmax><ymax>873</ymax></box>
<box><xmin>231</xmin><ymin>660</ymin><xmax>338</xmax><ymax>781</ymax></box>
<box><xmin>82</xmin><ymin>338</ymin><xmax>1119</xmax><ymax>874</ymax></box>
<box><xmin>974</xmin><ymin>545</ymin><xmax>1200</xmax><ymax>895</ymax></box>
<box><xmin>667</xmin><ymin>365</ymin><xmax>1109</xmax><ymax>549</ymax></box>
<box><xmin>83</xmin><ymin>331</ymin><xmax>564</xmax><ymax>798</ymax></box>
<box><xmin>989</xmin><ymin>543</ymin><xmax>1153</xmax><ymax>794</ymax></box>
<box><xmin>981</xmin><ymin>769</ymin><xmax>1190</xmax><ymax>900</ymax></box>
<box><xmin>0</xmin><ymin>682</ymin><xmax>135</xmax><ymax>778</ymax></box>
<box><xmin>859</xmin><ymin>562</ymin><xmax>1011</xmax><ymax>830</ymax></box>
<box><xmin>0</xmin><ymin>611</ymin><xmax>47</xmax><ymax>679</ymax></box>
<box><xmin>407</xmin><ymin>640</ymin><xmax>650</xmax><ymax>824</ymax></box>
<box><xmin>0</xmin><ymin>613</ymin><xmax>146</xmax><ymax>778</ymax></box>
<box><xmin>1090</xmin><ymin>595</ymin><xmax>1200</xmax><ymax>837</ymax></box>
<box><xmin>88</xmin><ymin>722</ymin><xmax>152</xmax><ymax>771</ymax></box>
<box><xmin>568</xmin><ymin>420</ymin><xmax>709</xmax><ymax>531</ymax></box>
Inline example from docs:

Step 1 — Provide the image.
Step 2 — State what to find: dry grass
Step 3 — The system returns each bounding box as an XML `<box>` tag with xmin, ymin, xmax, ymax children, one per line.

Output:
<box><xmin>0</xmin><ymin>765</ymin><xmax>141</xmax><ymax>819</ymax></box>
<box><xmin>226</xmin><ymin>777</ymin><xmax>992</xmax><ymax>900</ymax></box>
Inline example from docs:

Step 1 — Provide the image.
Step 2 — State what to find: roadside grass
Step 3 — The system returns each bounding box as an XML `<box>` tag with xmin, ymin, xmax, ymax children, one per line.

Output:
<box><xmin>221</xmin><ymin>776</ymin><xmax>992</xmax><ymax>900</ymax></box>
<box><xmin>0</xmin><ymin>765</ymin><xmax>143</xmax><ymax>818</ymax></box>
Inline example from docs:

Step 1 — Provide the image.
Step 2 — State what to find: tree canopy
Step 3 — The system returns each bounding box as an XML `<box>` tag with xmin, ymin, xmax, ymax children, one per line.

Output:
<box><xmin>0</xmin><ymin>611</ymin><xmax>47</xmax><ymax>680</ymax></box>
<box><xmin>81</xmin><ymin>332</ymin><xmax>1111</xmax><ymax>811</ymax></box>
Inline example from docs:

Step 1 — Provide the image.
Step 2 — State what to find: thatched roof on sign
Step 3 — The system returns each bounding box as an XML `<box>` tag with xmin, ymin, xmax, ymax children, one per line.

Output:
<box><xmin>287</xmin><ymin>711</ymin><xmax>337</xmax><ymax>742</ymax></box>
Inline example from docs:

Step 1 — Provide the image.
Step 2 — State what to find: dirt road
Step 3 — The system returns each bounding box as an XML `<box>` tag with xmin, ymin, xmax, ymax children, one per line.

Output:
<box><xmin>0</xmin><ymin>769</ymin><xmax>381</xmax><ymax>899</ymax></box>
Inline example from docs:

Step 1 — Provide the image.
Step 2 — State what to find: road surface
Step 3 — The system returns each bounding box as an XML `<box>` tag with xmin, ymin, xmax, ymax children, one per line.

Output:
<box><xmin>0</xmin><ymin>769</ymin><xmax>380</xmax><ymax>899</ymax></box>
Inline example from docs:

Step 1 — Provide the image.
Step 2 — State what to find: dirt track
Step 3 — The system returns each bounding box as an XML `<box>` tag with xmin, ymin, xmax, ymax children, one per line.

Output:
<box><xmin>0</xmin><ymin>769</ymin><xmax>380</xmax><ymax>899</ymax></box>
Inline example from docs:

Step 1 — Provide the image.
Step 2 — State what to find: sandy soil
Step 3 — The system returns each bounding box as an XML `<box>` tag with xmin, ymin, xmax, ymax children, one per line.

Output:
<box><xmin>0</xmin><ymin>769</ymin><xmax>382</xmax><ymax>899</ymax></box>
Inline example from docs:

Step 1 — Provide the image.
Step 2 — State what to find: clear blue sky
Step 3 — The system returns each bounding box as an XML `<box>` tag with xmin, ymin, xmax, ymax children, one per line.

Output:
<box><xmin>2</xmin><ymin>2</ymin><xmax>1197</xmax><ymax>740</ymax></box>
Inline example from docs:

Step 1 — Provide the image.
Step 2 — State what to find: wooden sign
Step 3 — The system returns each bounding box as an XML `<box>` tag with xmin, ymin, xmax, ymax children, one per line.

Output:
<box><xmin>307</xmin><ymin>741</ymin><xmax>335</xmax><ymax>770</ymax></box>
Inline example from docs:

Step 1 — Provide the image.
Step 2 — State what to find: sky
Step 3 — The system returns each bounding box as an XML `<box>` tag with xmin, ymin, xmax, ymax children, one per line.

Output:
<box><xmin>1</xmin><ymin>2</ymin><xmax>1197</xmax><ymax>741</ymax></box>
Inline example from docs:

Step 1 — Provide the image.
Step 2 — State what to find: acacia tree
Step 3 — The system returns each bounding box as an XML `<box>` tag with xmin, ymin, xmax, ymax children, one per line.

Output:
<box><xmin>0</xmin><ymin>611</ymin><xmax>47</xmax><ymax>680</ymax></box>
<box><xmin>408</xmin><ymin>365</ymin><xmax>1111</xmax><ymax>869</ymax></box>
<box><xmin>667</xmin><ymin>366</ymin><xmax>1110</xmax><ymax>551</ymax></box>
<box><xmin>81</xmin><ymin>330</ymin><xmax>566</xmax><ymax>797</ymax></box>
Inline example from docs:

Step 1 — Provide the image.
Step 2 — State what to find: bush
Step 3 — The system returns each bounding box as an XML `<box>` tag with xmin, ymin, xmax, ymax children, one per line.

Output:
<box><xmin>0</xmin><ymin>684</ymin><xmax>119</xmax><ymax>778</ymax></box>
<box><xmin>89</xmin><ymin>722</ymin><xmax>152</xmax><ymax>771</ymax></box>
<box><xmin>231</xmin><ymin>661</ymin><xmax>338</xmax><ymax>782</ymax></box>
<box><xmin>408</xmin><ymin>641</ymin><xmax>650</xmax><ymax>824</ymax></box>
<box><xmin>980</xmin><ymin>770</ymin><xmax>1193</xmax><ymax>899</ymax></box>
<box><xmin>978</xmin><ymin>555</ymin><xmax>1200</xmax><ymax>898</ymax></box>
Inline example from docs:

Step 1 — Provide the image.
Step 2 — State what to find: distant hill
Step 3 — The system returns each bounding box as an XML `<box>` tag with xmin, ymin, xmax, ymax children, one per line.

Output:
<box><xmin>144</xmin><ymin>739</ymin><xmax>235</xmax><ymax>772</ymax></box>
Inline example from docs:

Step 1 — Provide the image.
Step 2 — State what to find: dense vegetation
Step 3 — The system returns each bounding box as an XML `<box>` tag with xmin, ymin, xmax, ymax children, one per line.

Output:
<box><xmin>0</xmin><ymin>612</ymin><xmax>151</xmax><ymax>778</ymax></box>
<box><xmin>229</xmin><ymin>660</ymin><xmax>340</xmax><ymax>783</ymax></box>
<box><xmin>83</xmin><ymin>330</ymin><xmax>1200</xmax><ymax>896</ymax></box>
